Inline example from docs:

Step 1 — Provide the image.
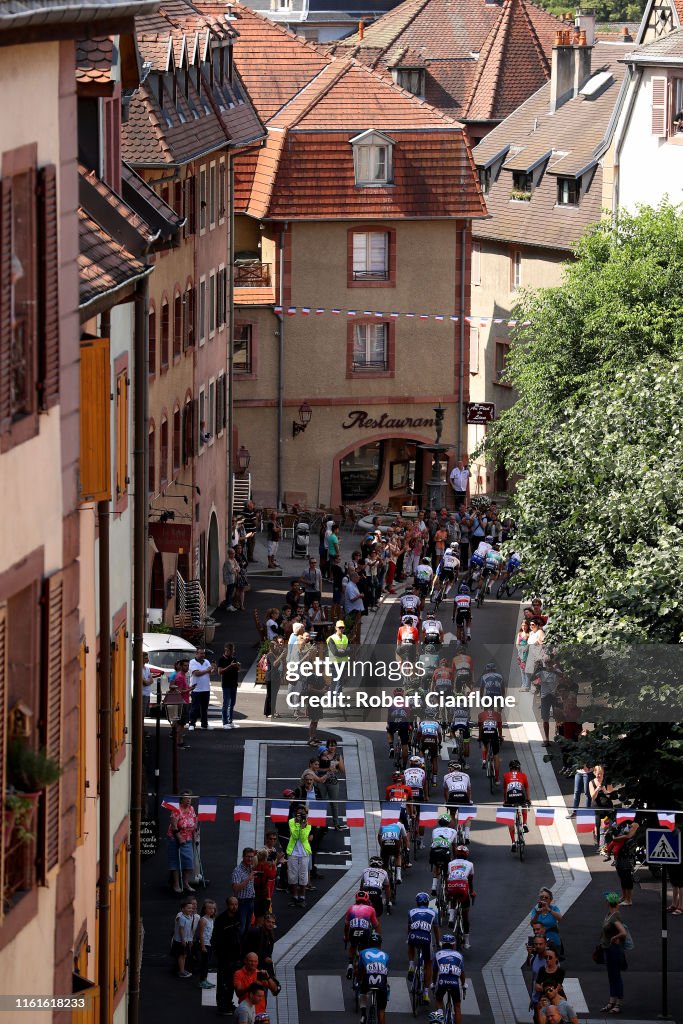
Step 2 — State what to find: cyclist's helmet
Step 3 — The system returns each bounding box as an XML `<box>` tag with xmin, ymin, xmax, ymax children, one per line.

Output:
<box><xmin>484</xmin><ymin>661</ymin><xmax>497</xmax><ymax>672</ymax></box>
<box><xmin>459</xmin><ymin>583</ymin><xmax>470</xmax><ymax>595</ymax></box>
<box><xmin>449</xmin><ymin>542</ymin><xmax>459</xmax><ymax>553</ymax></box>
<box><xmin>428</xmin><ymin>1013</ymin><xmax>446</xmax><ymax>1024</ymax></box>
<box><xmin>393</xmin><ymin>687</ymin><xmax>405</xmax><ymax>697</ymax></box>
<box><xmin>409</xmin><ymin>754</ymin><xmax>423</xmax><ymax>767</ymax></box>
<box><xmin>438</xmin><ymin>814</ymin><xmax>452</xmax><ymax>827</ymax></box>
<box><xmin>440</xmin><ymin>934</ymin><xmax>457</xmax><ymax>949</ymax></box>
<box><xmin>421</xmin><ymin>556</ymin><xmax>431</xmax><ymax>564</ymax></box>
<box><xmin>370</xmin><ymin>930</ymin><xmax>382</xmax><ymax>947</ymax></box>
<box><xmin>448</xmin><ymin>759</ymin><xmax>463</xmax><ymax>771</ymax></box>
<box><xmin>404</xmin><ymin>583</ymin><xmax>414</xmax><ymax>592</ymax></box>
<box><xmin>455</xmin><ymin>845</ymin><xmax>470</xmax><ymax>858</ymax></box>
<box><xmin>423</xmin><ymin>708</ymin><xmax>439</xmax><ymax>721</ymax></box>
<box><xmin>369</xmin><ymin>856</ymin><xmax>383</xmax><ymax>869</ymax></box>
<box><xmin>415</xmin><ymin>891</ymin><xmax>431</xmax><ymax>907</ymax></box>
<box><xmin>392</xmin><ymin>770</ymin><xmax>405</xmax><ymax>782</ymax></box>
<box><xmin>355</xmin><ymin>890</ymin><xmax>371</xmax><ymax>904</ymax></box>
<box><xmin>509</xmin><ymin>759</ymin><xmax>521</xmax><ymax>771</ymax></box>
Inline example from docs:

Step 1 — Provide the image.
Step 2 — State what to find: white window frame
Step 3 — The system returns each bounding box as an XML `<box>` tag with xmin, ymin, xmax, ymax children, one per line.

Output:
<box><xmin>199</xmin><ymin>276</ymin><xmax>206</xmax><ymax>345</ymax></box>
<box><xmin>512</xmin><ymin>250</ymin><xmax>522</xmax><ymax>291</ymax></box>
<box><xmin>199</xmin><ymin>165</ymin><xmax>207</xmax><ymax>234</ymax></box>
<box><xmin>199</xmin><ymin>385</ymin><xmax>206</xmax><ymax>452</ymax></box>
<box><xmin>209</xmin><ymin>271</ymin><xmax>216</xmax><ymax>338</ymax></box>
<box><xmin>209</xmin><ymin>160</ymin><xmax>216</xmax><ymax>229</ymax></box>
<box><xmin>472</xmin><ymin>240</ymin><xmax>481</xmax><ymax>287</ymax></box>
<box><xmin>352</xmin><ymin>231</ymin><xmax>389</xmax><ymax>281</ymax></box>
<box><xmin>350</xmin><ymin>130</ymin><xmax>394</xmax><ymax>187</ymax></box>
<box><xmin>352</xmin><ymin>323</ymin><xmax>388</xmax><ymax>370</ymax></box>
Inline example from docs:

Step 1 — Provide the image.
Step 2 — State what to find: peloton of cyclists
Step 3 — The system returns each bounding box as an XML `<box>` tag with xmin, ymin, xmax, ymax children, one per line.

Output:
<box><xmin>344</xmin><ymin>890</ymin><xmax>380</xmax><ymax>979</ymax></box>
<box><xmin>432</xmin><ymin>934</ymin><xmax>468</xmax><ymax>1024</ymax></box>
<box><xmin>407</xmin><ymin>891</ymin><xmax>441</xmax><ymax>1006</ymax></box>
<box><xmin>445</xmin><ymin>845</ymin><xmax>475</xmax><ymax>948</ymax></box>
<box><xmin>358</xmin><ymin>931</ymin><xmax>390</xmax><ymax>1024</ymax></box>
<box><xmin>503</xmin><ymin>758</ymin><xmax>531</xmax><ymax>853</ymax></box>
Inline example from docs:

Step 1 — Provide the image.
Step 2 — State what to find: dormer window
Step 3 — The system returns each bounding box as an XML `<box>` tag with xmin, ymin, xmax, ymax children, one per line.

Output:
<box><xmin>395</xmin><ymin>68</ymin><xmax>424</xmax><ymax>97</ymax></box>
<box><xmin>350</xmin><ymin>130</ymin><xmax>394</xmax><ymax>187</ymax></box>
<box><xmin>157</xmin><ymin>74</ymin><xmax>173</xmax><ymax>127</ymax></box>
<box><xmin>512</xmin><ymin>171</ymin><xmax>531</xmax><ymax>194</ymax></box>
<box><xmin>557</xmin><ymin>177</ymin><xmax>579</xmax><ymax>206</ymax></box>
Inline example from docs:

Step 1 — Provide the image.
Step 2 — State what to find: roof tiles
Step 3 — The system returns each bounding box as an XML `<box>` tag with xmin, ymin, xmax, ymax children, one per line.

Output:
<box><xmin>76</xmin><ymin>36</ymin><xmax>114</xmax><ymax>85</ymax></box>
<box><xmin>78</xmin><ymin>207</ymin><xmax>148</xmax><ymax>308</ymax></box>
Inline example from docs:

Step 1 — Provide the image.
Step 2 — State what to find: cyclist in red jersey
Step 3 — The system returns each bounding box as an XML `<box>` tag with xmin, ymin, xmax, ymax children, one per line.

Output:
<box><xmin>503</xmin><ymin>759</ymin><xmax>530</xmax><ymax>852</ymax></box>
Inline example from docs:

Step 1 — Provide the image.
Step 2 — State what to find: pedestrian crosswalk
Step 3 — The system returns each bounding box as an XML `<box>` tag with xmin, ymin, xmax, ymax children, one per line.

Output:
<box><xmin>563</xmin><ymin>978</ymin><xmax>589</xmax><ymax>1014</ymax></box>
<box><xmin>304</xmin><ymin>973</ymin><xmax>482</xmax><ymax>1015</ymax></box>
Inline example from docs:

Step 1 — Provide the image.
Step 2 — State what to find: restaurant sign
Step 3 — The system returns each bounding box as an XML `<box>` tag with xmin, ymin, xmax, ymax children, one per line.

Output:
<box><xmin>149</xmin><ymin>522</ymin><xmax>192</xmax><ymax>554</ymax></box>
<box><xmin>342</xmin><ymin>410</ymin><xmax>436</xmax><ymax>430</ymax></box>
<box><xmin>466</xmin><ymin>402</ymin><xmax>495</xmax><ymax>424</ymax></box>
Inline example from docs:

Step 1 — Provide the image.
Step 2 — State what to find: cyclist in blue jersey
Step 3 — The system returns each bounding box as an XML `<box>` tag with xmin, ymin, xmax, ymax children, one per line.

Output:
<box><xmin>417</xmin><ymin>712</ymin><xmax>443</xmax><ymax>786</ymax></box>
<box><xmin>378</xmin><ymin>820</ymin><xmax>409</xmax><ymax>883</ymax></box>
<box><xmin>358</xmin><ymin>931</ymin><xmax>390</xmax><ymax>1024</ymax></box>
<box><xmin>433</xmin><ymin>544</ymin><xmax>460</xmax><ymax>600</ymax></box>
<box><xmin>407</xmin><ymin>892</ymin><xmax>440</xmax><ymax>1006</ymax></box>
<box><xmin>433</xmin><ymin>934</ymin><xmax>467</xmax><ymax>1024</ymax></box>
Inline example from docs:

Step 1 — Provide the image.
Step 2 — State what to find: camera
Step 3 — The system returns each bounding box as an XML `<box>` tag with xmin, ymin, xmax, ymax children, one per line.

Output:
<box><xmin>267</xmin><ymin>850</ymin><xmax>278</xmax><ymax>861</ymax></box>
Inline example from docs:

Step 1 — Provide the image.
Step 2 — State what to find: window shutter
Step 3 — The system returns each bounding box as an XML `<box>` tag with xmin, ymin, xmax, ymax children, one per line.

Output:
<box><xmin>472</xmin><ymin>240</ymin><xmax>481</xmax><ymax>287</ymax></box>
<box><xmin>469</xmin><ymin>326</ymin><xmax>479</xmax><ymax>374</ymax></box>
<box><xmin>651</xmin><ymin>76</ymin><xmax>667</xmax><ymax>136</ymax></box>
<box><xmin>192</xmin><ymin>397</ymin><xmax>199</xmax><ymax>456</ymax></box>
<box><xmin>181</xmin><ymin>403</ymin><xmax>188</xmax><ymax>465</ymax></box>
<box><xmin>0</xmin><ymin>178</ymin><xmax>13</xmax><ymax>434</ymax></box>
<box><xmin>352</xmin><ymin>233</ymin><xmax>367</xmax><ymax>274</ymax></box>
<box><xmin>79</xmin><ymin>336</ymin><xmax>111</xmax><ymax>502</ymax></box>
<box><xmin>0</xmin><ymin>604</ymin><xmax>7</xmax><ymax>870</ymax></box>
<box><xmin>37</xmin><ymin>164</ymin><xmax>59</xmax><ymax>410</ymax></box>
<box><xmin>116</xmin><ymin>372</ymin><xmax>128</xmax><ymax>500</ymax></box>
<box><xmin>221</xmin><ymin>375</ymin><xmax>227</xmax><ymax>430</ymax></box>
<box><xmin>41</xmin><ymin>572</ymin><xmax>63</xmax><ymax>873</ymax></box>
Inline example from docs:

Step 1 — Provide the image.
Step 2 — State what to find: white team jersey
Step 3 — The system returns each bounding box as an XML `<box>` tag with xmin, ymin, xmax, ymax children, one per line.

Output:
<box><xmin>444</xmin><ymin>771</ymin><xmax>470</xmax><ymax>795</ymax></box>
<box><xmin>416</xmin><ymin>565</ymin><xmax>433</xmax><ymax>582</ymax></box>
<box><xmin>442</xmin><ymin>552</ymin><xmax>459</xmax><ymax>570</ymax></box>
<box><xmin>404</xmin><ymin>767</ymin><xmax>426</xmax><ymax>792</ymax></box>
<box><xmin>455</xmin><ymin>594</ymin><xmax>471</xmax><ymax>610</ymax></box>
<box><xmin>474</xmin><ymin>541</ymin><xmax>492</xmax><ymax>558</ymax></box>
<box><xmin>361</xmin><ymin>867</ymin><xmax>389</xmax><ymax>891</ymax></box>
<box><xmin>401</xmin><ymin>595</ymin><xmax>421</xmax><ymax>613</ymax></box>
<box><xmin>432</xmin><ymin>826</ymin><xmax>457</xmax><ymax>847</ymax></box>
<box><xmin>423</xmin><ymin>619</ymin><xmax>442</xmax><ymax>636</ymax></box>
<box><xmin>447</xmin><ymin>858</ymin><xmax>474</xmax><ymax>882</ymax></box>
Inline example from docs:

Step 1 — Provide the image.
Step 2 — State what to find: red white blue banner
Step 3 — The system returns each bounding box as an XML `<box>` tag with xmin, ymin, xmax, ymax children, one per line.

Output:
<box><xmin>197</xmin><ymin>797</ymin><xmax>218</xmax><ymax>822</ymax></box>
<box><xmin>346</xmin><ymin>802</ymin><xmax>365</xmax><ymax>827</ymax></box>
<box><xmin>233</xmin><ymin>798</ymin><xmax>253</xmax><ymax>822</ymax></box>
<box><xmin>535</xmin><ymin>807</ymin><xmax>555</xmax><ymax>826</ymax></box>
<box><xmin>273</xmin><ymin>305</ymin><xmax>530</xmax><ymax>327</ymax></box>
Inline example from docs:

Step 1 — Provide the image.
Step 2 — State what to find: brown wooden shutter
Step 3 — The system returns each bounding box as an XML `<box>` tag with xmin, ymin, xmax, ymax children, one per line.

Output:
<box><xmin>79</xmin><ymin>336</ymin><xmax>111</xmax><ymax>502</ymax></box>
<box><xmin>37</xmin><ymin>164</ymin><xmax>59</xmax><ymax>410</ymax></box>
<box><xmin>652</xmin><ymin>76</ymin><xmax>667</xmax><ymax>136</ymax></box>
<box><xmin>41</xmin><ymin>572</ymin><xmax>63</xmax><ymax>873</ymax></box>
<box><xmin>0</xmin><ymin>178</ymin><xmax>13</xmax><ymax>434</ymax></box>
<box><xmin>192</xmin><ymin>397</ymin><xmax>199</xmax><ymax>456</ymax></box>
<box><xmin>0</xmin><ymin>604</ymin><xmax>8</xmax><ymax>884</ymax></box>
<box><xmin>115</xmin><ymin>371</ymin><xmax>128</xmax><ymax>500</ymax></box>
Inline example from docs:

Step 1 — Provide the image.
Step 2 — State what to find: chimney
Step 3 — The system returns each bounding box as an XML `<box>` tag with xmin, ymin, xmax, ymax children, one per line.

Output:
<box><xmin>575</xmin><ymin>9</ymin><xmax>596</xmax><ymax>45</ymax></box>
<box><xmin>358</xmin><ymin>19</ymin><xmax>364</xmax><ymax>39</ymax></box>
<box><xmin>572</xmin><ymin>29</ymin><xmax>593</xmax><ymax>96</ymax></box>
<box><xmin>621</xmin><ymin>24</ymin><xmax>633</xmax><ymax>41</ymax></box>
<box><xmin>550</xmin><ymin>30</ymin><xmax>574</xmax><ymax>111</ymax></box>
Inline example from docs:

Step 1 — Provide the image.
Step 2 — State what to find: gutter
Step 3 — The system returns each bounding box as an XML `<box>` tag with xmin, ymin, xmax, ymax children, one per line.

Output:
<box><xmin>610</xmin><ymin>66</ymin><xmax>642</xmax><ymax>219</ymax></box>
<box><xmin>78</xmin><ymin>265</ymin><xmax>154</xmax><ymax>317</ymax></box>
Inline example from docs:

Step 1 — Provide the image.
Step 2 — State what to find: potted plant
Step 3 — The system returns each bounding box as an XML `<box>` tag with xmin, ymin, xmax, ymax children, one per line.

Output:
<box><xmin>510</xmin><ymin>188</ymin><xmax>531</xmax><ymax>202</ymax></box>
<box><xmin>7</xmin><ymin>738</ymin><xmax>62</xmax><ymax>792</ymax></box>
<box><xmin>4</xmin><ymin>793</ymin><xmax>38</xmax><ymax>846</ymax></box>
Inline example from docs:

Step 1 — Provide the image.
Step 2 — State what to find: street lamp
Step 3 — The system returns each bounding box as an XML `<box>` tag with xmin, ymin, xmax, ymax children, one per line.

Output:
<box><xmin>237</xmin><ymin>445</ymin><xmax>251</xmax><ymax>472</ymax></box>
<box><xmin>292</xmin><ymin>401</ymin><xmax>312</xmax><ymax>438</ymax></box>
<box><xmin>162</xmin><ymin>686</ymin><xmax>185</xmax><ymax>795</ymax></box>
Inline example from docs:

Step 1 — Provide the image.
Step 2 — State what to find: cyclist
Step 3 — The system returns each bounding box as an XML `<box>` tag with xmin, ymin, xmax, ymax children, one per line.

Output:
<box><xmin>378</xmin><ymin>818</ymin><xmax>409</xmax><ymax>883</ymax></box>
<box><xmin>360</xmin><ymin>857</ymin><xmax>392</xmax><ymax>919</ymax></box>
<box><xmin>422</xmin><ymin>613</ymin><xmax>444</xmax><ymax>646</ymax></box>
<box><xmin>503</xmin><ymin>550</ymin><xmax>522</xmax><ymax>582</ymax></box>
<box><xmin>386</xmin><ymin>688</ymin><xmax>411</xmax><ymax>767</ymax></box>
<box><xmin>453</xmin><ymin>584</ymin><xmax>472</xmax><ymax>643</ymax></box>
<box><xmin>404</xmin><ymin>754</ymin><xmax>429</xmax><ymax>844</ymax></box>
<box><xmin>482</xmin><ymin>543</ymin><xmax>504</xmax><ymax>588</ymax></box>
<box><xmin>344</xmin><ymin>890</ymin><xmax>379</xmax><ymax>980</ymax></box>
<box><xmin>396</xmin><ymin>616</ymin><xmax>420</xmax><ymax>666</ymax></box>
<box><xmin>433</xmin><ymin>543</ymin><xmax>460</xmax><ymax>601</ymax></box>
<box><xmin>467</xmin><ymin>540</ymin><xmax>489</xmax><ymax>585</ymax></box>
<box><xmin>431</xmin><ymin>658</ymin><xmax>454</xmax><ymax>698</ymax></box>
<box><xmin>445</xmin><ymin>846</ymin><xmax>475</xmax><ymax>948</ymax></box>
<box><xmin>407</xmin><ymin>891</ymin><xmax>440</xmax><ymax>1006</ymax></box>
<box><xmin>433</xmin><ymin>934</ymin><xmax>467</xmax><ymax>1024</ymax></box>
<box><xmin>452</xmin><ymin>646</ymin><xmax>473</xmax><ymax>693</ymax></box>
<box><xmin>415</xmin><ymin>557</ymin><xmax>434</xmax><ymax>608</ymax></box>
<box><xmin>400</xmin><ymin>585</ymin><xmax>422</xmax><ymax>622</ymax></box>
<box><xmin>417</xmin><ymin>710</ymin><xmax>443</xmax><ymax>786</ymax></box>
<box><xmin>477</xmin><ymin>706</ymin><xmax>503</xmax><ymax>785</ymax></box>
<box><xmin>443</xmin><ymin>759</ymin><xmax>472</xmax><ymax>836</ymax></box>
<box><xmin>503</xmin><ymin>759</ymin><xmax>530</xmax><ymax>854</ymax></box>
<box><xmin>430</xmin><ymin>814</ymin><xmax>458</xmax><ymax>894</ymax></box>
<box><xmin>386</xmin><ymin>769</ymin><xmax>412</xmax><ymax>806</ymax></box>
<box><xmin>449</xmin><ymin>706</ymin><xmax>472</xmax><ymax>769</ymax></box>
<box><xmin>478</xmin><ymin>661</ymin><xmax>505</xmax><ymax>700</ymax></box>
<box><xmin>358</xmin><ymin>930</ymin><xmax>390</xmax><ymax>1024</ymax></box>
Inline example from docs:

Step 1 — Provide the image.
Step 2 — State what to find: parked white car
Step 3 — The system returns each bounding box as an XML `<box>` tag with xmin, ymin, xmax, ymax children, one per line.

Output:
<box><xmin>142</xmin><ymin>632</ymin><xmax>197</xmax><ymax>705</ymax></box>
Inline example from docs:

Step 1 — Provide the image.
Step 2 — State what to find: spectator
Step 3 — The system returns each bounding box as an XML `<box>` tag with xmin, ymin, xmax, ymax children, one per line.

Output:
<box><xmin>613</xmin><ymin>821</ymin><xmax>639</xmax><ymax>906</ymax></box>
<box><xmin>528</xmin><ymin>936</ymin><xmax>550</xmax><ymax>1015</ymax></box>
<box><xmin>264</xmin><ymin>636</ymin><xmax>287</xmax><ymax>719</ymax></box>
<box><xmin>534</xmin><ymin>948</ymin><xmax>566</xmax><ymax>1003</ymax></box>
<box><xmin>217</xmin><ymin>642</ymin><xmax>241</xmax><ymax>730</ymax></box>
<box><xmin>525</xmin><ymin>619</ymin><xmax>545</xmax><ymax>689</ymax></box>
<box><xmin>243</xmin><ymin>912</ymin><xmax>277</xmax><ymax>972</ymax></box>
<box><xmin>222</xmin><ymin>549</ymin><xmax>239</xmax><ymax>612</ymax></box>
<box><xmin>344</xmin><ymin>571</ymin><xmax>365</xmax><ymax>623</ymax></box>
<box><xmin>470</xmin><ymin>508</ymin><xmax>487</xmax><ymax>550</ymax></box>
<box><xmin>287</xmin><ymin>805</ymin><xmax>312</xmax><ymax>907</ymax></box>
<box><xmin>299</xmin><ymin>634</ymin><xmax>328</xmax><ymax>746</ymax></box>
<box><xmin>243</xmin><ymin>501</ymin><xmax>258</xmax><ymax>562</ymax></box>
<box><xmin>253</xmin><ymin>848</ymin><xmax>277</xmax><ymax>924</ymax></box>
<box><xmin>317</xmin><ymin>738</ymin><xmax>346</xmax><ymax>831</ymax></box>
<box><xmin>534</xmin><ymin>660</ymin><xmax>561</xmax><ymax>746</ymax></box>
<box><xmin>516</xmin><ymin>620</ymin><xmax>531</xmax><ymax>690</ymax></box>
<box><xmin>285</xmin><ymin>581</ymin><xmax>303</xmax><ymax>616</ymax></box>
<box><xmin>172</xmin><ymin>897</ymin><xmax>199</xmax><ymax>978</ymax></box>
<box><xmin>589</xmin><ymin>765</ymin><xmax>613</xmax><ymax>851</ymax></box>
<box><xmin>530</xmin><ymin>888</ymin><xmax>563</xmax><ymax>952</ymax></box>
<box><xmin>266</xmin><ymin>512</ymin><xmax>281</xmax><ymax>569</ymax></box>
<box><xmin>234</xmin><ymin>543</ymin><xmax>249</xmax><ymax>610</ymax></box>
<box><xmin>234</xmin><ymin>954</ymin><xmax>279</xmax><ymax>1012</ymax></box>
<box><xmin>449</xmin><ymin>459</ymin><xmax>470</xmax><ymax>507</ymax></box>
<box><xmin>331</xmin><ymin>554</ymin><xmax>345</xmax><ymax>604</ymax></box>
<box><xmin>167</xmin><ymin>790</ymin><xmax>197</xmax><ymax>894</ymax></box>
<box><xmin>265</xmin><ymin>608</ymin><xmax>280</xmax><ymax>642</ymax></box>
<box><xmin>236</xmin><ymin>983</ymin><xmax>266</xmax><ymax>1024</ymax></box>
<box><xmin>599</xmin><ymin>892</ymin><xmax>628</xmax><ymax>1014</ymax></box>
<box><xmin>214</xmin><ymin>896</ymin><xmax>243</xmax><ymax>1017</ymax></box>
<box><xmin>384</xmin><ymin>530</ymin><xmax>401</xmax><ymax>593</ymax></box>
<box><xmin>231</xmin><ymin>848</ymin><xmax>257</xmax><ymax>936</ymax></box>
<box><xmin>197</xmin><ymin>899</ymin><xmax>218</xmax><ymax>989</ymax></box>
<box><xmin>298</xmin><ymin>557</ymin><xmax>323</xmax><ymax>609</ymax></box>
<box><xmin>264</xmin><ymin>829</ymin><xmax>286</xmax><ymax>890</ymax></box>
<box><xmin>456</xmin><ymin>504</ymin><xmax>471</xmax><ymax>568</ymax></box>
<box><xmin>141</xmin><ymin>653</ymin><xmax>154</xmax><ymax>720</ymax></box>
<box><xmin>326</xmin><ymin>522</ymin><xmax>340</xmax><ymax>564</ymax></box>
<box><xmin>567</xmin><ymin>764</ymin><xmax>593</xmax><ymax>818</ymax></box>
<box><xmin>188</xmin><ymin>648</ymin><xmax>216</xmax><ymax>731</ymax></box>
<box><xmin>541</xmin><ymin>994</ymin><xmax>578</xmax><ymax>1024</ymax></box>
<box><xmin>306</xmin><ymin>599</ymin><xmax>324</xmax><ymax>629</ymax></box>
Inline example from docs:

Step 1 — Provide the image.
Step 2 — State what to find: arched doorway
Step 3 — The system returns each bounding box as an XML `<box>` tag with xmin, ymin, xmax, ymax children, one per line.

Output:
<box><xmin>333</xmin><ymin>434</ymin><xmax>431</xmax><ymax>510</ymax></box>
<box><xmin>207</xmin><ymin>512</ymin><xmax>220</xmax><ymax>609</ymax></box>
<box><xmin>150</xmin><ymin>552</ymin><xmax>165</xmax><ymax>612</ymax></box>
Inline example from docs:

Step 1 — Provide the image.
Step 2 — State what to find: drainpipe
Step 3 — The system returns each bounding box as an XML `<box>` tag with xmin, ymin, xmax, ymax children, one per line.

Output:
<box><xmin>128</xmin><ymin>272</ymin><xmax>149</xmax><ymax>1024</ymax></box>
<box><xmin>276</xmin><ymin>225</ymin><xmax>287</xmax><ymax>510</ymax></box>
<box><xmin>97</xmin><ymin>497</ymin><xmax>111</xmax><ymax>1024</ymax></box>
<box><xmin>457</xmin><ymin>221</ymin><xmax>467</xmax><ymax>459</ymax></box>
<box><xmin>611</xmin><ymin>67</ymin><xmax>641</xmax><ymax>222</ymax></box>
<box><xmin>227</xmin><ymin>153</ymin><xmax>235</xmax><ymax>544</ymax></box>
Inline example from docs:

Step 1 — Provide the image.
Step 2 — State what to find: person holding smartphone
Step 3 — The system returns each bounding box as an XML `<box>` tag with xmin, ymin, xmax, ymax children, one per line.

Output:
<box><xmin>218</xmin><ymin>642</ymin><xmax>241</xmax><ymax>729</ymax></box>
<box><xmin>530</xmin><ymin>888</ymin><xmax>563</xmax><ymax>951</ymax></box>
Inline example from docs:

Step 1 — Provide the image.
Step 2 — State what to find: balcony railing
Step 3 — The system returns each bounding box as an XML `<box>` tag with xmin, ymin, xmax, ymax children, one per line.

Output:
<box><xmin>352</xmin><ymin>358</ymin><xmax>389</xmax><ymax>371</ymax></box>
<box><xmin>234</xmin><ymin>262</ymin><xmax>271</xmax><ymax>287</ymax></box>
<box><xmin>352</xmin><ymin>269</ymin><xmax>388</xmax><ymax>281</ymax></box>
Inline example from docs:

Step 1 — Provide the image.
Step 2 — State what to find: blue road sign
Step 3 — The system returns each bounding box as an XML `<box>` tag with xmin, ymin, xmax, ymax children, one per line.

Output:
<box><xmin>646</xmin><ymin>828</ymin><xmax>681</xmax><ymax>865</ymax></box>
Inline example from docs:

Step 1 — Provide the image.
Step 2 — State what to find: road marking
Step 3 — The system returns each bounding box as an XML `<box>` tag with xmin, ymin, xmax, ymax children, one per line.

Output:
<box><xmin>563</xmin><ymin>978</ymin><xmax>588</xmax><ymax>1014</ymax></box>
<box><xmin>463</xmin><ymin>981</ymin><xmax>481</xmax><ymax>1015</ymax></box>
<box><xmin>200</xmin><ymin>972</ymin><xmax>218</xmax><ymax>1006</ymax></box>
<box><xmin>308</xmin><ymin>974</ymin><xmax>346</xmax><ymax>1011</ymax></box>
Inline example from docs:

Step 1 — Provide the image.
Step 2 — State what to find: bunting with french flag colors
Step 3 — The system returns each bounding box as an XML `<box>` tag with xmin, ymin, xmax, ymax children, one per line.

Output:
<box><xmin>269</xmin><ymin>800</ymin><xmax>290</xmax><ymax>823</ymax></box>
<box><xmin>575</xmin><ymin>808</ymin><xmax>595</xmax><ymax>833</ymax></box>
<box><xmin>307</xmin><ymin>801</ymin><xmax>327</xmax><ymax>827</ymax></box>
<box><xmin>535</xmin><ymin>807</ymin><xmax>555</xmax><ymax>827</ymax></box>
<box><xmin>459</xmin><ymin>806</ymin><xmax>478</xmax><ymax>823</ymax></box>
<box><xmin>419</xmin><ymin>806</ymin><xmax>438</xmax><ymax>828</ymax></box>
<box><xmin>233</xmin><ymin>798</ymin><xmax>253</xmax><ymax>822</ymax></box>
<box><xmin>616</xmin><ymin>810</ymin><xmax>637</xmax><ymax>826</ymax></box>
<box><xmin>162</xmin><ymin>795</ymin><xmax>181</xmax><ymax>812</ymax></box>
<box><xmin>381</xmin><ymin>803</ymin><xmax>402</xmax><ymax>826</ymax></box>
<box><xmin>197</xmin><ymin>797</ymin><xmax>218</xmax><ymax>822</ymax></box>
<box><xmin>495</xmin><ymin>807</ymin><xmax>517</xmax><ymax>826</ymax></box>
<box><xmin>346</xmin><ymin>802</ymin><xmax>365</xmax><ymax>827</ymax></box>
<box><xmin>658</xmin><ymin>812</ymin><xmax>676</xmax><ymax>831</ymax></box>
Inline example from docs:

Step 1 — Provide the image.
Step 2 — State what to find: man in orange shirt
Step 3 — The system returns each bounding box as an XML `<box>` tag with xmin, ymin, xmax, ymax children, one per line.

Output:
<box><xmin>233</xmin><ymin>953</ymin><xmax>279</xmax><ymax>1015</ymax></box>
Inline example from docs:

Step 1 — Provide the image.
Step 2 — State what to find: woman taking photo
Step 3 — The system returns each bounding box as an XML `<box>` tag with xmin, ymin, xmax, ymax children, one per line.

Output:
<box><xmin>168</xmin><ymin>791</ymin><xmax>198</xmax><ymax>895</ymax></box>
<box><xmin>589</xmin><ymin>765</ymin><xmax>613</xmax><ymax>852</ymax></box>
<box><xmin>264</xmin><ymin>635</ymin><xmax>286</xmax><ymax>719</ymax></box>
<box><xmin>598</xmin><ymin>892</ymin><xmax>628</xmax><ymax>1014</ymax></box>
<box><xmin>317</xmin><ymin>739</ymin><xmax>346</xmax><ymax>831</ymax></box>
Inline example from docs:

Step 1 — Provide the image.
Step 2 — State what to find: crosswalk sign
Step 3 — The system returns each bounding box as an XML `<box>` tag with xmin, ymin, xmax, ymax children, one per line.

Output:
<box><xmin>646</xmin><ymin>828</ymin><xmax>681</xmax><ymax>865</ymax></box>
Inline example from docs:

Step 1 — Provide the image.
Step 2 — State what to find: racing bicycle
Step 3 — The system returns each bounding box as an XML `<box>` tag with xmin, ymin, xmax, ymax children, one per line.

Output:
<box><xmin>451</xmin><ymin>900</ymin><xmax>466</xmax><ymax>952</ymax></box>
<box><xmin>409</xmin><ymin>944</ymin><xmax>426</xmax><ymax>1017</ymax></box>
<box><xmin>435</xmin><ymin>862</ymin><xmax>449</xmax><ymax>927</ymax></box>
<box><xmin>496</xmin><ymin>572</ymin><xmax>525</xmax><ymax>600</ymax></box>
<box><xmin>442</xmin><ymin>985</ymin><xmax>464</xmax><ymax>1024</ymax></box>
<box><xmin>432</xmin><ymin>577</ymin><xmax>447</xmax><ymax>614</ymax></box>
<box><xmin>475</xmin><ymin>569</ymin><xmax>494</xmax><ymax>608</ymax></box>
<box><xmin>485</xmin><ymin>740</ymin><xmax>496</xmax><ymax>795</ymax></box>
<box><xmin>366</xmin><ymin>987</ymin><xmax>380</xmax><ymax>1024</ymax></box>
<box><xmin>514</xmin><ymin>806</ymin><xmax>527</xmax><ymax>862</ymax></box>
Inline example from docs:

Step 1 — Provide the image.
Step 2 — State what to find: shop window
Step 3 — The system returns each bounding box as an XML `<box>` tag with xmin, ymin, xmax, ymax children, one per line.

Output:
<box><xmin>340</xmin><ymin>440</ymin><xmax>384</xmax><ymax>502</ymax></box>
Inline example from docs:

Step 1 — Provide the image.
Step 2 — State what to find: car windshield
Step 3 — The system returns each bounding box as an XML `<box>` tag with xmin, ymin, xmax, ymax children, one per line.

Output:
<box><xmin>147</xmin><ymin>649</ymin><xmax>193</xmax><ymax>671</ymax></box>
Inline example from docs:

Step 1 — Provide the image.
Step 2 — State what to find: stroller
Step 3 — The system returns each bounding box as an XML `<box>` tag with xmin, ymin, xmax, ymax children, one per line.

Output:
<box><xmin>291</xmin><ymin>518</ymin><xmax>310</xmax><ymax>558</ymax></box>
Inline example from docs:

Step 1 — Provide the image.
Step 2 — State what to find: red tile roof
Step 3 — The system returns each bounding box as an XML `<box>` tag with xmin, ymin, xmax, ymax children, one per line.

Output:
<box><xmin>79</xmin><ymin>207</ymin><xmax>148</xmax><ymax>308</ymax></box>
<box><xmin>329</xmin><ymin>0</ymin><xmax>563</xmax><ymax>124</ymax></box>
<box><xmin>76</xmin><ymin>36</ymin><xmax>114</xmax><ymax>87</ymax></box>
